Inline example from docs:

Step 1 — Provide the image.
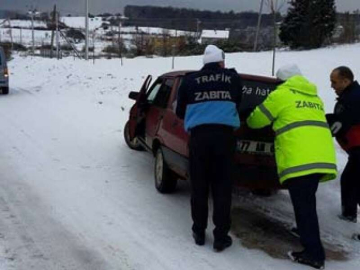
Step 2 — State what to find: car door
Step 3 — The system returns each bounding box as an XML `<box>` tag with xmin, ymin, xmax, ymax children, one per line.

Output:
<box><xmin>143</xmin><ymin>77</ymin><xmax>173</xmax><ymax>149</ymax></box>
<box><xmin>158</xmin><ymin>77</ymin><xmax>189</xmax><ymax>176</ymax></box>
<box><xmin>163</xmin><ymin>77</ymin><xmax>189</xmax><ymax>157</ymax></box>
<box><xmin>128</xmin><ymin>75</ymin><xmax>152</xmax><ymax>140</ymax></box>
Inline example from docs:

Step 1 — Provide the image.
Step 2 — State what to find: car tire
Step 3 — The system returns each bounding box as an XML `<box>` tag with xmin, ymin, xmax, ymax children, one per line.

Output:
<box><xmin>123</xmin><ymin>121</ymin><xmax>144</xmax><ymax>151</ymax></box>
<box><xmin>154</xmin><ymin>147</ymin><xmax>177</xmax><ymax>193</ymax></box>
<box><xmin>1</xmin><ymin>87</ymin><xmax>9</xmax><ymax>95</ymax></box>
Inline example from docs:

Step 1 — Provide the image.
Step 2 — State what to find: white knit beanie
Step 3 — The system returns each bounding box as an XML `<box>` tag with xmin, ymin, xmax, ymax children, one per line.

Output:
<box><xmin>203</xmin><ymin>45</ymin><xmax>225</xmax><ymax>65</ymax></box>
<box><xmin>276</xmin><ymin>64</ymin><xmax>302</xmax><ymax>81</ymax></box>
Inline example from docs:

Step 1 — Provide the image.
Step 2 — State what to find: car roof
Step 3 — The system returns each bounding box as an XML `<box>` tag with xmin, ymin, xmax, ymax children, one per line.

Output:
<box><xmin>160</xmin><ymin>70</ymin><xmax>281</xmax><ymax>84</ymax></box>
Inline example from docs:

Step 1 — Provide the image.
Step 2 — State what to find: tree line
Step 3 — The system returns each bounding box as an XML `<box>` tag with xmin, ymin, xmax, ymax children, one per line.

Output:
<box><xmin>124</xmin><ymin>5</ymin><xmax>277</xmax><ymax>31</ymax></box>
<box><xmin>124</xmin><ymin>2</ymin><xmax>359</xmax><ymax>49</ymax></box>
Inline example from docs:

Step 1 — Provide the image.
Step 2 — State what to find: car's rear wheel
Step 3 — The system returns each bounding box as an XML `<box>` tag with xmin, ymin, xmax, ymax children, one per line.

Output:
<box><xmin>154</xmin><ymin>147</ymin><xmax>177</xmax><ymax>193</ymax></box>
<box><xmin>124</xmin><ymin>121</ymin><xmax>144</xmax><ymax>151</ymax></box>
<box><xmin>1</xmin><ymin>87</ymin><xmax>9</xmax><ymax>95</ymax></box>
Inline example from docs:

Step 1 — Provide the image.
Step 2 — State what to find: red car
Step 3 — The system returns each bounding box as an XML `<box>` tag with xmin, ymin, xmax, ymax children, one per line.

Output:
<box><xmin>124</xmin><ymin>71</ymin><xmax>281</xmax><ymax>193</ymax></box>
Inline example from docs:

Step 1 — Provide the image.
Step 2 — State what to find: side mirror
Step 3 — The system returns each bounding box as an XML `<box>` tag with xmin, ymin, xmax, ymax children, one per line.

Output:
<box><xmin>128</xmin><ymin>91</ymin><xmax>140</xmax><ymax>100</ymax></box>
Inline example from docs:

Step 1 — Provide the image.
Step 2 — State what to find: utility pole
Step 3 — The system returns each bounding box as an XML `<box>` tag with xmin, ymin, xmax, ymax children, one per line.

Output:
<box><xmin>28</xmin><ymin>8</ymin><xmax>38</xmax><ymax>55</ymax></box>
<box><xmin>85</xmin><ymin>0</ymin><xmax>89</xmax><ymax>60</ymax></box>
<box><xmin>92</xmin><ymin>30</ymin><xmax>96</xmax><ymax>64</ymax></box>
<box><xmin>20</xmin><ymin>27</ymin><xmax>22</xmax><ymax>45</ymax></box>
<box><xmin>8</xmin><ymin>20</ymin><xmax>13</xmax><ymax>51</ymax></box>
<box><xmin>196</xmin><ymin>18</ymin><xmax>201</xmax><ymax>39</ymax></box>
<box><xmin>56</xmin><ymin>11</ymin><xmax>60</xmax><ymax>59</ymax></box>
<box><xmin>119</xmin><ymin>18</ymin><xmax>123</xmax><ymax>66</ymax></box>
<box><xmin>172</xmin><ymin>30</ymin><xmax>177</xmax><ymax>69</ymax></box>
<box><xmin>254</xmin><ymin>0</ymin><xmax>264</xmax><ymax>51</ymax></box>
<box><xmin>271</xmin><ymin>0</ymin><xmax>278</xmax><ymax>76</ymax></box>
<box><xmin>50</xmin><ymin>5</ymin><xmax>57</xmax><ymax>58</ymax></box>
<box><xmin>111</xmin><ymin>25</ymin><xmax>115</xmax><ymax>48</ymax></box>
<box><xmin>31</xmin><ymin>12</ymin><xmax>35</xmax><ymax>54</ymax></box>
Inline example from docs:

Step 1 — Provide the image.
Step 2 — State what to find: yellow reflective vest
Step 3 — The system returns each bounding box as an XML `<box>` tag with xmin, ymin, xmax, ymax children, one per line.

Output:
<box><xmin>247</xmin><ymin>75</ymin><xmax>337</xmax><ymax>184</ymax></box>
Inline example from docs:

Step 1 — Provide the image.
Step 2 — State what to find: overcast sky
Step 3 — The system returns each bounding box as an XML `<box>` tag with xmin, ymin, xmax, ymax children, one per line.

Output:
<box><xmin>1</xmin><ymin>0</ymin><xmax>359</xmax><ymax>15</ymax></box>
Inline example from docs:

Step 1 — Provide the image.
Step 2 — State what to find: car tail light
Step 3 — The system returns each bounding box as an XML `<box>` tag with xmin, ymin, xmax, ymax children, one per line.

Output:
<box><xmin>4</xmin><ymin>67</ymin><xmax>9</xmax><ymax>77</ymax></box>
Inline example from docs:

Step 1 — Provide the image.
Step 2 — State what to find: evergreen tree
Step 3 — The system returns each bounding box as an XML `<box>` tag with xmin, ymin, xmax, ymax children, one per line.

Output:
<box><xmin>310</xmin><ymin>0</ymin><xmax>337</xmax><ymax>47</ymax></box>
<box><xmin>279</xmin><ymin>0</ymin><xmax>336</xmax><ymax>49</ymax></box>
<box><xmin>279</xmin><ymin>0</ymin><xmax>309</xmax><ymax>49</ymax></box>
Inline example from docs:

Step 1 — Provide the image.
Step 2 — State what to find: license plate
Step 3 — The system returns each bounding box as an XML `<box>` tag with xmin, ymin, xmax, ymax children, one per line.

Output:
<box><xmin>237</xmin><ymin>140</ymin><xmax>274</xmax><ymax>155</ymax></box>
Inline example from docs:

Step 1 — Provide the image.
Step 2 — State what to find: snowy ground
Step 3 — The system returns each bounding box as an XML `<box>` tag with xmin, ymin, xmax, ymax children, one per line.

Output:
<box><xmin>0</xmin><ymin>44</ymin><xmax>360</xmax><ymax>269</ymax></box>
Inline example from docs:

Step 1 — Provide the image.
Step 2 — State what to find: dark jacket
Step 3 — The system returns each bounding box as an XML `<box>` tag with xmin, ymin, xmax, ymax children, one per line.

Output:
<box><xmin>176</xmin><ymin>63</ymin><xmax>242</xmax><ymax>132</ymax></box>
<box><xmin>326</xmin><ymin>81</ymin><xmax>360</xmax><ymax>152</ymax></box>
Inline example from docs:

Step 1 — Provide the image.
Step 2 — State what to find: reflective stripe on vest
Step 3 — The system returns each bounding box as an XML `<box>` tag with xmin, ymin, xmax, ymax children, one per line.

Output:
<box><xmin>279</xmin><ymin>163</ymin><xmax>337</xmax><ymax>179</ymax></box>
<box><xmin>275</xmin><ymin>121</ymin><xmax>330</xmax><ymax>136</ymax></box>
<box><xmin>259</xmin><ymin>104</ymin><xmax>275</xmax><ymax>122</ymax></box>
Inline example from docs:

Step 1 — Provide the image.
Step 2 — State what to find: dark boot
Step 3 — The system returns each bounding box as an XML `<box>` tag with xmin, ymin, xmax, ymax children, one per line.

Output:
<box><xmin>192</xmin><ymin>231</ymin><xmax>205</xmax><ymax>246</ymax></box>
<box><xmin>288</xmin><ymin>250</ymin><xmax>325</xmax><ymax>269</ymax></box>
<box><xmin>213</xmin><ymin>235</ymin><xmax>232</xmax><ymax>252</ymax></box>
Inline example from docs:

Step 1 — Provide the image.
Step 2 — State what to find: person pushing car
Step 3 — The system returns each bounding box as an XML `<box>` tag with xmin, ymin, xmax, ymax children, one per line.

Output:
<box><xmin>176</xmin><ymin>44</ymin><xmax>242</xmax><ymax>252</ymax></box>
<box><xmin>247</xmin><ymin>64</ymin><xmax>337</xmax><ymax>269</ymax></box>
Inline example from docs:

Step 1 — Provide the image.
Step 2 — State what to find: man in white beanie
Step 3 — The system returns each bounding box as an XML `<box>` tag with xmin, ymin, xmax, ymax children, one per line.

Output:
<box><xmin>176</xmin><ymin>44</ymin><xmax>242</xmax><ymax>252</ymax></box>
<box><xmin>247</xmin><ymin>64</ymin><xmax>337</xmax><ymax>269</ymax></box>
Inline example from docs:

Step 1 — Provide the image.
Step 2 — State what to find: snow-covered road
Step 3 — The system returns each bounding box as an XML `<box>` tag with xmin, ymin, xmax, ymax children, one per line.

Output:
<box><xmin>0</xmin><ymin>46</ymin><xmax>360</xmax><ymax>269</ymax></box>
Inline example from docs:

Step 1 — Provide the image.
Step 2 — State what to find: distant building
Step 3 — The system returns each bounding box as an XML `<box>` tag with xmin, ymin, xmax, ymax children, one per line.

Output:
<box><xmin>199</xmin><ymin>29</ymin><xmax>229</xmax><ymax>44</ymax></box>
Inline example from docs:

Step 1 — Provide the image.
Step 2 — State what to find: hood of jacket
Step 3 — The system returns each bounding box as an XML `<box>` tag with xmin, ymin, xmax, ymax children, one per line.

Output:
<box><xmin>280</xmin><ymin>75</ymin><xmax>318</xmax><ymax>96</ymax></box>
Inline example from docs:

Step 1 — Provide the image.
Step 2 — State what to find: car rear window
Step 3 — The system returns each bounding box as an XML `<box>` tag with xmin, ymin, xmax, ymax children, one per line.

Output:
<box><xmin>172</xmin><ymin>75</ymin><xmax>280</xmax><ymax>114</ymax></box>
<box><xmin>239</xmin><ymin>79</ymin><xmax>280</xmax><ymax>113</ymax></box>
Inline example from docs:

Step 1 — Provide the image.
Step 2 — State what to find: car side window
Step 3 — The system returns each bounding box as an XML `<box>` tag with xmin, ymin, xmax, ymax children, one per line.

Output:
<box><xmin>171</xmin><ymin>77</ymin><xmax>183</xmax><ymax>111</ymax></box>
<box><xmin>147</xmin><ymin>78</ymin><xmax>174</xmax><ymax>108</ymax></box>
<box><xmin>146</xmin><ymin>80</ymin><xmax>163</xmax><ymax>104</ymax></box>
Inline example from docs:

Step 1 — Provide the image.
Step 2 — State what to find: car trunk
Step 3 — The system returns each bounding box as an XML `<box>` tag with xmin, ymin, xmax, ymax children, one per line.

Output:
<box><xmin>232</xmin><ymin>74</ymin><xmax>281</xmax><ymax>189</ymax></box>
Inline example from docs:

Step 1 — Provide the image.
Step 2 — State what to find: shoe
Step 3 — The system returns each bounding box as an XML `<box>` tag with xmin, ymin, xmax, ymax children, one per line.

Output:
<box><xmin>352</xmin><ymin>234</ymin><xmax>360</xmax><ymax>241</ymax></box>
<box><xmin>289</xmin><ymin>227</ymin><xmax>300</xmax><ymax>238</ymax></box>
<box><xmin>288</xmin><ymin>250</ymin><xmax>325</xmax><ymax>269</ymax></box>
<box><xmin>192</xmin><ymin>232</ymin><xmax>205</xmax><ymax>246</ymax></box>
<box><xmin>338</xmin><ymin>214</ymin><xmax>357</xmax><ymax>223</ymax></box>
<box><xmin>213</xmin><ymin>235</ymin><xmax>232</xmax><ymax>252</ymax></box>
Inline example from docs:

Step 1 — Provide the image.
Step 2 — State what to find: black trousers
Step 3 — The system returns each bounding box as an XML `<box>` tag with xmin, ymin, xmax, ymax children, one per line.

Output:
<box><xmin>286</xmin><ymin>174</ymin><xmax>325</xmax><ymax>261</ymax></box>
<box><xmin>189</xmin><ymin>125</ymin><xmax>235</xmax><ymax>240</ymax></box>
<box><xmin>341</xmin><ymin>148</ymin><xmax>360</xmax><ymax>217</ymax></box>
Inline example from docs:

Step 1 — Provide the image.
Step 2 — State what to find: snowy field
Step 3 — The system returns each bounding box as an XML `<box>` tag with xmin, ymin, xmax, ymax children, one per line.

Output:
<box><xmin>0</xmin><ymin>44</ymin><xmax>360</xmax><ymax>269</ymax></box>
<box><xmin>0</xmin><ymin>19</ymin><xmax>47</xmax><ymax>29</ymax></box>
<box><xmin>0</xmin><ymin>17</ymin><xmax>194</xmax><ymax>56</ymax></box>
<box><xmin>0</xmin><ymin>17</ymin><xmax>194</xmax><ymax>46</ymax></box>
<box><xmin>61</xmin><ymin>16</ymin><xmax>193</xmax><ymax>36</ymax></box>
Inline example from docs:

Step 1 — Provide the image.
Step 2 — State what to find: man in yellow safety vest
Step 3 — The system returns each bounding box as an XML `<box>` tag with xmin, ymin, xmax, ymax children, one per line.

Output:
<box><xmin>247</xmin><ymin>64</ymin><xmax>337</xmax><ymax>269</ymax></box>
